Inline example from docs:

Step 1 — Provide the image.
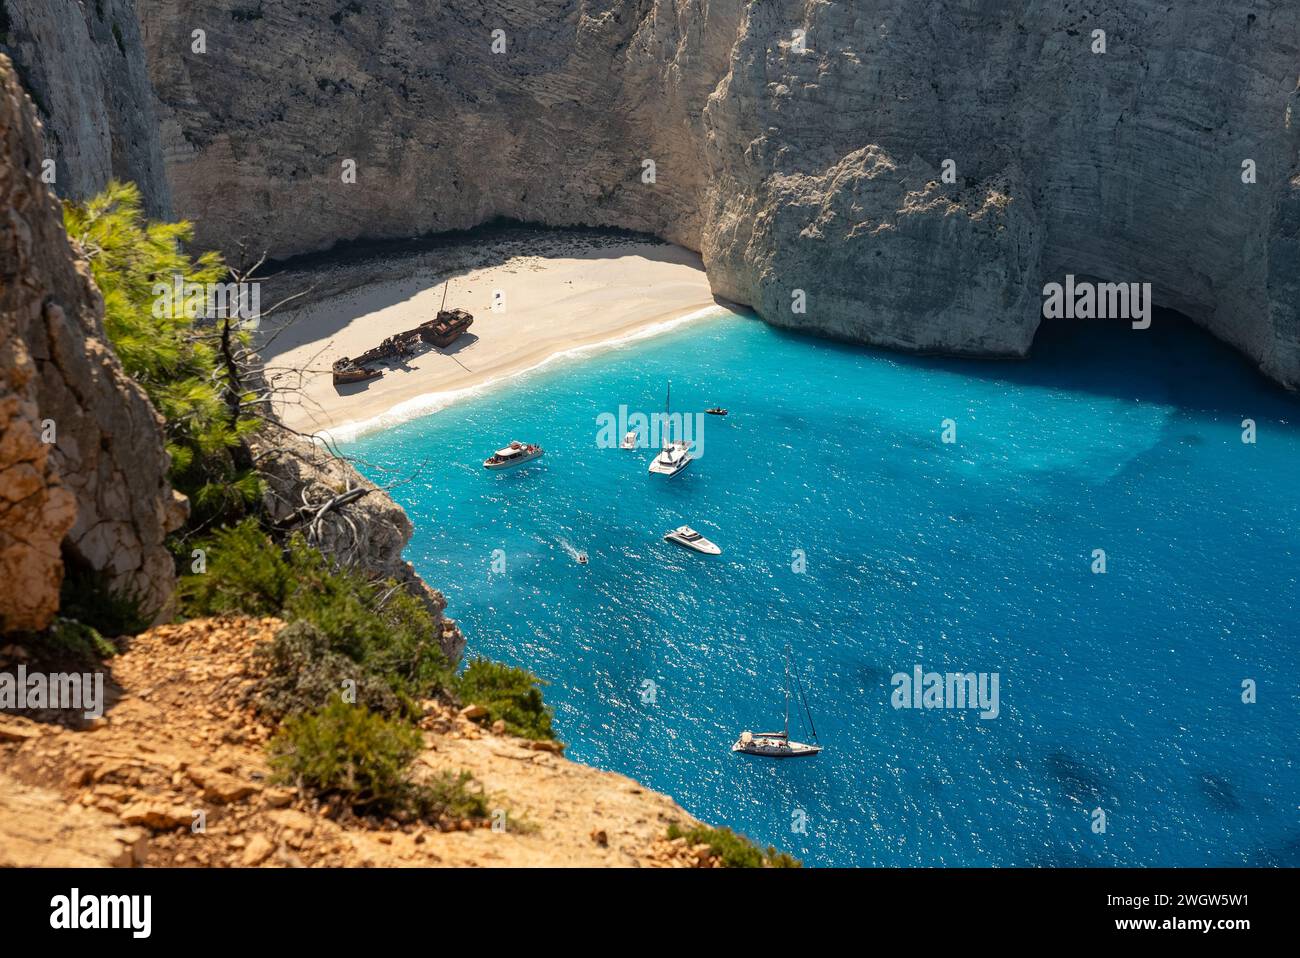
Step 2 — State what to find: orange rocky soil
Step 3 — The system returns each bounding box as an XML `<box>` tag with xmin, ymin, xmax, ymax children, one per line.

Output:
<box><xmin>0</xmin><ymin>617</ymin><xmax>717</xmax><ymax>867</ymax></box>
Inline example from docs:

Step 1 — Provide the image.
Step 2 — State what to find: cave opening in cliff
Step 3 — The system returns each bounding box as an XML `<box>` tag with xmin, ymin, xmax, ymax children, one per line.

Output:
<box><xmin>1023</xmin><ymin>306</ymin><xmax>1285</xmax><ymax>412</ymax></box>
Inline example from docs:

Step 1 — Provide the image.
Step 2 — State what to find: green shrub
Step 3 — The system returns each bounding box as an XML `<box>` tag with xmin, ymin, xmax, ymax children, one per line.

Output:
<box><xmin>183</xmin><ymin>519</ymin><xmax>453</xmax><ymax>708</ymax></box>
<box><xmin>253</xmin><ymin>620</ymin><xmax>400</xmax><ymax>719</ymax></box>
<box><xmin>46</xmin><ymin>618</ymin><xmax>117</xmax><ymax>660</ymax></box>
<box><xmin>455</xmin><ymin>657</ymin><xmax>556</xmax><ymax>742</ymax></box>
<box><xmin>666</xmin><ymin>822</ymin><xmax>801</xmax><ymax>868</ymax></box>
<box><xmin>180</xmin><ymin>519</ymin><xmax>295</xmax><ymax>616</ymax></box>
<box><xmin>270</xmin><ymin>697</ymin><xmax>419</xmax><ymax>812</ymax></box>
<box><xmin>270</xmin><ymin>698</ymin><xmax>490</xmax><ymax>820</ymax></box>
<box><xmin>412</xmin><ymin>769</ymin><xmax>491</xmax><ymax>822</ymax></box>
<box><xmin>58</xmin><ymin>561</ymin><xmax>149</xmax><ymax>638</ymax></box>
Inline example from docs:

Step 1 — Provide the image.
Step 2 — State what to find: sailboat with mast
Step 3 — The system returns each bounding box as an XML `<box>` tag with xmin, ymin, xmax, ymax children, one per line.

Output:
<box><xmin>732</xmin><ymin>650</ymin><xmax>822</xmax><ymax>758</ymax></box>
<box><xmin>648</xmin><ymin>381</ymin><xmax>693</xmax><ymax>477</ymax></box>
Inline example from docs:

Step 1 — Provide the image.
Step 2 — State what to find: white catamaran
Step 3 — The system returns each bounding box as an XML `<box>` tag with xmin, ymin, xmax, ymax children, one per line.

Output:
<box><xmin>648</xmin><ymin>381</ymin><xmax>693</xmax><ymax>477</ymax></box>
<box><xmin>732</xmin><ymin>651</ymin><xmax>822</xmax><ymax>758</ymax></box>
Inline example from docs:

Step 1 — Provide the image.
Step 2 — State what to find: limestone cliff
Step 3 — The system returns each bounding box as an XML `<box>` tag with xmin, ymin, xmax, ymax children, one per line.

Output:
<box><xmin>248</xmin><ymin>420</ymin><xmax>467</xmax><ymax>662</ymax></box>
<box><xmin>136</xmin><ymin>0</ymin><xmax>742</xmax><ymax>257</ymax></box>
<box><xmin>701</xmin><ymin>1</ymin><xmax>1300</xmax><ymax>388</ymax></box>
<box><xmin>1</xmin><ymin>0</ymin><xmax>170</xmax><ymax>216</ymax></box>
<box><xmin>0</xmin><ymin>46</ymin><xmax>461</xmax><ymax>655</ymax></box>
<box><xmin>0</xmin><ymin>54</ymin><xmax>181</xmax><ymax>632</ymax></box>
<box><xmin>19</xmin><ymin>1</ymin><xmax>1300</xmax><ymax>387</ymax></box>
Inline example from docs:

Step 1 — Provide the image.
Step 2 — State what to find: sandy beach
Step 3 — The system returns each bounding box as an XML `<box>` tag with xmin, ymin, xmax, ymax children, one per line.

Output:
<box><xmin>256</xmin><ymin>235</ymin><xmax>722</xmax><ymax>438</ymax></box>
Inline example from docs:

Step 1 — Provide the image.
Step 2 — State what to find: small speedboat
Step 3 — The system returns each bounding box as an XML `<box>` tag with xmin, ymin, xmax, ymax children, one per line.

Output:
<box><xmin>705</xmin><ymin>407</ymin><xmax>728</xmax><ymax>416</ymax></box>
<box><xmin>484</xmin><ymin>441</ymin><xmax>544</xmax><ymax>470</ymax></box>
<box><xmin>576</xmin><ymin>552</ymin><xmax>589</xmax><ymax>565</ymax></box>
<box><xmin>620</xmin><ymin>431</ymin><xmax>638</xmax><ymax>450</ymax></box>
<box><xmin>664</xmin><ymin>525</ymin><xmax>721</xmax><ymax>555</ymax></box>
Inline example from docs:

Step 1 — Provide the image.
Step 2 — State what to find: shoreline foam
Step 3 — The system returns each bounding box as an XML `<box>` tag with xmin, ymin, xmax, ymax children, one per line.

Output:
<box><xmin>320</xmin><ymin>303</ymin><xmax>737</xmax><ymax>443</ymax></box>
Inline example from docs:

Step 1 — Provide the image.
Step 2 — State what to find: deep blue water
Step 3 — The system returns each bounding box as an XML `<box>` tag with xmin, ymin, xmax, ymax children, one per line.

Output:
<box><xmin>345</xmin><ymin>309</ymin><xmax>1299</xmax><ymax>867</ymax></box>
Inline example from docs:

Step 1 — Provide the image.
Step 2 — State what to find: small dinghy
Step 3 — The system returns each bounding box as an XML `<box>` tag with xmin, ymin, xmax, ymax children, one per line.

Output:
<box><xmin>733</xmin><ymin>651</ymin><xmax>822</xmax><ymax>758</ymax></box>
<box><xmin>705</xmin><ymin>407</ymin><xmax>728</xmax><ymax>416</ymax></box>
<box><xmin>484</xmin><ymin>441</ymin><xmax>543</xmax><ymax>470</ymax></box>
<box><xmin>664</xmin><ymin>525</ymin><xmax>721</xmax><ymax>555</ymax></box>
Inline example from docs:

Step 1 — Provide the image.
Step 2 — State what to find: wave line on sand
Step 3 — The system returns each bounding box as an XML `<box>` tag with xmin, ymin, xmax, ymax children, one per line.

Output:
<box><xmin>318</xmin><ymin>304</ymin><xmax>739</xmax><ymax>444</ymax></box>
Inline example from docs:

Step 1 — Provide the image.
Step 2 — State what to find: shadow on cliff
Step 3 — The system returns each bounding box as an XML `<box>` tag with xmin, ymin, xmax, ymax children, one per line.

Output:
<box><xmin>771</xmin><ymin>307</ymin><xmax>1299</xmax><ymax>425</ymax></box>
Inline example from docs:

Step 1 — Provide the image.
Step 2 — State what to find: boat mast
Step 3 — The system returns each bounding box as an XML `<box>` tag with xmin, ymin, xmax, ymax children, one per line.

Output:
<box><xmin>440</xmin><ymin>281</ymin><xmax>449</xmax><ymax>313</ymax></box>
<box><xmin>784</xmin><ymin>652</ymin><xmax>790</xmax><ymax>739</ymax></box>
<box><xmin>794</xmin><ymin>661</ymin><xmax>818</xmax><ymax>742</ymax></box>
<box><xmin>664</xmin><ymin>381</ymin><xmax>671</xmax><ymax>452</ymax></box>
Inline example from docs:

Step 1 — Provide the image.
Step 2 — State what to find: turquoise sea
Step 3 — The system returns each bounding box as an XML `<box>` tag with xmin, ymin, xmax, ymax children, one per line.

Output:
<box><xmin>345</xmin><ymin>308</ymin><xmax>1299</xmax><ymax>867</ymax></box>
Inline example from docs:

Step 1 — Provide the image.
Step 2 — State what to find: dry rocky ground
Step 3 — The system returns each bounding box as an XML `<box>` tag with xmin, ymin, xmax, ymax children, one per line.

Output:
<box><xmin>0</xmin><ymin>617</ymin><xmax>717</xmax><ymax>868</ymax></box>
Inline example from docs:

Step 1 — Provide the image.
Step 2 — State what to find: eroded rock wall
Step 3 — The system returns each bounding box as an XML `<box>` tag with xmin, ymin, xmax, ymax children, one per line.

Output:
<box><xmin>249</xmin><ymin>422</ymin><xmax>467</xmax><ymax>663</ymax></box>
<box><xmin>702</xmin><ymin>1</ymin><xmax>1300</xmax><ymax>386</ymax></box>
<box><xmin>21</xmin><ymin>1</ymin><xmax>1297</xmax><ymax>386</ymax></box>
<box><xmin>133</xmin><ymin>1</ymin><xmax>1299</xmax><ymax>387</ymax></box>
<box><xmin>138</xmin><ymin>0</ymin><xmax>743</xmax><ymax>259</ymax></box>
<box><xmin>0</xmin><ymin>54</ymin><xmax>181</xmax><ymax>632</ymax></box>
<box><xmin>2</xmin><ymin>0</ymin><xmax>170</xmax><ymax>216</ymax></box>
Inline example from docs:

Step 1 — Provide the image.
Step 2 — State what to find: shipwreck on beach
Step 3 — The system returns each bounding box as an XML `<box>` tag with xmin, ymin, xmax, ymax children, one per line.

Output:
<box><xmin>331</xmin><ymin>305</ymin><xmax>473</xmax><ymax>386</ymax></box>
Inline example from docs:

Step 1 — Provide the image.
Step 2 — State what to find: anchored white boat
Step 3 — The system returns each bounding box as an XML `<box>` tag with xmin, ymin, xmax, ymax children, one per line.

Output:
<box><xmin>664</xmin><ymin>525</ymin><xmax>721</xmax><ymax>555</ymax></box>
<box><xmin>648</xmin><ymin>383</ymin><xmax>694</xmax><ymax>477</ymax></box>
<box><xmin>621</xmin><ymin>431</ymin><xmax>638</xmax><ymax>450</ymax></box>
<box><xmin>483</xmin><ymin>441</ymin><xmax>544</xmax><ymax>470</ymax></box>
<box><xmin>732</xmin><ymin>730</ymin><xmax>821</xmax><ymax>758</ymax></box>
<box><xmin>649</xmin><ymin>440</ymin><xmax>692</xmax><ymax>476</ymax></box>
<box><xmin>733</xmin><ymin>652</ymin><xmax>822</xmax><ymax>759</ymax></box>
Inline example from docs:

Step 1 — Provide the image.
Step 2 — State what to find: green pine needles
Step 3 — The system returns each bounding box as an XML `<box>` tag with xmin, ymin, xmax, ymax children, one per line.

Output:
<box><xmin>62</xmin><ymin>181</ymin><xmax>261</xmax><ymax>528</ymax></box>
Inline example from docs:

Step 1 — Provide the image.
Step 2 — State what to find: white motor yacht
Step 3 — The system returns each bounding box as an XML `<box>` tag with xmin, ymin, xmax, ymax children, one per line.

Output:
<box><xmin>483</xmin><ymin>441</ymin><xmax>544</xmax><ymax>470</ymax></box>
<box><xmin>663</xmin><ymin>525</ymin><xmax>721</xmax><ymax>555</ymax></box>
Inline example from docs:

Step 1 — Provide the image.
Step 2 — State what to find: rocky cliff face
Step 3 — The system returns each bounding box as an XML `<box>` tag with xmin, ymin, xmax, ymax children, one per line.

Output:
<box><xmin>138</xmin><ymin>0</ymin><xmax>742</xmax><ymax>259</ymax></box>
<box><xmin>1</xmin><ymin>0</ymin><xmax>170</xmax><ymax>216</ymax></box>
<box><xmin>701</xmin><ymin>1</ymin><xmax>1300</xmax><ymax>387</ymax></box>
<box><xmin>22</xmin><ymin>1</ymin><xmax>1298</xmax><ymax>387</ymax></box>
<box><xmin>0</xmin><ymin>45</ymin><xmax>462</xmax><ymax>654</ymax></box>
<box><xmin>132</xmin><ymin>0</ymin><xmax>1299</xmax><ymax>388</ymax></box>
<box><xmin>248</xmin><ymin>421</ymin><xmax>467</xmax><ymax>662</ymax></box>
<box><xmin>0</xmin><ymin>54</ymin><xmax>182</xmax><ymax>632</ymax></box>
